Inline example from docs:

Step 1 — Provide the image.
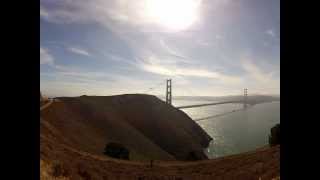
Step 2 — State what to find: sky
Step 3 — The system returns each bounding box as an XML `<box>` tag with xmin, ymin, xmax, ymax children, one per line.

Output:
<box><xmin>40</xmin><ymin>0</ymin><xmax>280</xmax><ymax>97</ymax></box>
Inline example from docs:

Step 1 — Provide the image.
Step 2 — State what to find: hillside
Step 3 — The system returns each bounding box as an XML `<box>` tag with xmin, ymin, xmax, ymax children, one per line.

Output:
<box><xmin>41</xmin><ymin>131</ymin><xmax>279</xmax><ymax>180</ymax></box>
<box><xmin>40</xmin><ymin>94</ymin><xmax>279</xmax><ymax>179</ymax></box>
<box><xmin>41</xmin><ymin>94</ymin><xmax>212</xmax><ymax>161</ymax></box>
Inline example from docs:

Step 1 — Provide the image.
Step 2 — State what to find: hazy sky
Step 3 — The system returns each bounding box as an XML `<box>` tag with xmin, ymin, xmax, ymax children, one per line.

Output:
<box><xmin>40</xmin><ymin>0</ymin><xmax>280</xmax><ymax>97</ymax></box>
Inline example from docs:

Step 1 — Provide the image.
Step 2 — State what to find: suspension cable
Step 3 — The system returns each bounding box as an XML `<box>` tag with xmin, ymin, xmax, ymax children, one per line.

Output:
<box><xmin>143</xmin><ymin>81</ymin><xmax>166</xmax><ymax>94</ymax></box>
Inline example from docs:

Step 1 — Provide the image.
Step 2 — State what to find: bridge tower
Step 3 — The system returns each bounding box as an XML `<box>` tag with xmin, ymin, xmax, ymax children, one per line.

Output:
<box><xmin>166</xmin><ymin>79</ymin><xmax>172</xmax><ymax>105</ymax></box>
<box><xmin>243</xmin><ymin>88</ymin><xmax>248</xmax><ymax>109</ymax></box>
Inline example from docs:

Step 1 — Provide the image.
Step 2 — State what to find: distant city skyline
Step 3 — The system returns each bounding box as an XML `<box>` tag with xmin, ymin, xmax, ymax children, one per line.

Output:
<box><xmin>40</xmin><ymin>0</ymin><xmax>280</xmax><ymax>97</ymax></box>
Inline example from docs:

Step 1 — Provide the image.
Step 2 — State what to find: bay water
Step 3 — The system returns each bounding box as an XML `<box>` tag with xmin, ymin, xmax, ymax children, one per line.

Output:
<box><xmin>172</xmin><ymin>99</ymin><xmax>280</xmax><ymax>159</ymax></box>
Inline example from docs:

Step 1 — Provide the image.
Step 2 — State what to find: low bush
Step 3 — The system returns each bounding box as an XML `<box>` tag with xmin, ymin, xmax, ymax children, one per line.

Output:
<box><xmin>103</xmin><ymin>142</ymin><xmax>129</xmax><ymax>160</ymax></box>
<box><xmin>269</xmin><ymin>123</ymin><xmax>280</xmax><ymax>146</ymax></box>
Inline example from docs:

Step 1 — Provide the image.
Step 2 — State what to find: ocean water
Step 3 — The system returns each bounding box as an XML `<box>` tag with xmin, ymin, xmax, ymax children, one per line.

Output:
<box><xmin>172</xmin><ymin>99</ymin><xmax>280</xmax><ymax>159</ymax></box>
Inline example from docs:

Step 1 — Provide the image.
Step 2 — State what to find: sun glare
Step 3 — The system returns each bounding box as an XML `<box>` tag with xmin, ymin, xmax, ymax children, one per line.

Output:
<box><xmin>146</xmin><ymin>0</ymin><xmax>201</xmax><ymax>31</ymax></box>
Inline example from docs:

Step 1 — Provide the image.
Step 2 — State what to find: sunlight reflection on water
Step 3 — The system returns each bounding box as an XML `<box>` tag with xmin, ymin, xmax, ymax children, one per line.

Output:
<box><xmin>173</xmin><ymin>100</ymin><xmax>280</xmax><ymax>158</ymax></box>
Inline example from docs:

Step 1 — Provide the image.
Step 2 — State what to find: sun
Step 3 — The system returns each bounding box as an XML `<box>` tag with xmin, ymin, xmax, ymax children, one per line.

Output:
<box><xmin>146</xmin><ymin>0</ymin><xmax>201</xmax><ymax>31</ymax></box>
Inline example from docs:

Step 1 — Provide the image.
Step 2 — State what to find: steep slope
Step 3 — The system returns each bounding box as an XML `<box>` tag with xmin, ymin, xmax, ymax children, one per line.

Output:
<box><xmin>41</xmin><ymin>100</ymin><xmax>174</xmax><ymax>161</ymax></box>
<box><xmin>41</xmin><ymin>94</ymin><xmax>212</xmax><ymax>160</ymax></box>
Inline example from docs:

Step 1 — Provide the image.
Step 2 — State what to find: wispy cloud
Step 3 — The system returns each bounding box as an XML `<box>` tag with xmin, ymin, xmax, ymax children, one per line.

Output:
<box><xmin>41</xmin><ymin>0</ymin><xmax>280</xmax><ymax>96</ymax></box>
<box><xmin>40</xmin><ymin>6</ymin><xmax>49</xmax><ymax>19</ymax></box>
<box><xmin>41</xmin><ymin>65</ymin><xmax>167</xmax><ymax>97</ymax></box>
<box><xmin>159</xmin><ymin>39</ymin><xmax>189</xmax><ymax>60</ymax></box>
<box><xmin>40</xmin><ymin>1</ymin><xmax>146</xmax><ymax>28</ymax></box>
<box><xmin>41</xmin><ymin>65</ymin><xmax>115</xmax><ymax>97</ymax></box>
<box><xmin>40</xmin><ymin>4</ymin><xmax>91</xmax><ymax>24</ymax></box>
<box><xmin>197</xmin><ymin>40</ymin><xmax>211</xmax><ymax>47</ymax></box>
<box><xmin>68</xmin><ymin>47</ymin><xmax>91</xmax><ymax>57</ymax></box>
<box><xmin>266</xmin><ymin>29</ymin><xmax>276</xmax><ymax>38</ymax></box>
<box><xmin>241</xmin><ymin>59</ymin><xmax>280</xmax><ymax>94</ymax></box>
<box><xmin>138</xmin><ymin>55</ymin><xmax>242</xmax><ymax>84</ymax></box>
<box><xmin>40</xmin><ymin>0</ymin><xmax>203</xmax><ymax>33</ymax></box>
<box><xmin>242</xmin><ymin>60</ymin><xmax>273</xmax><ymax>83</ymax></box>
<box><xmin>40</xmin><ymin>47</ymin><xmax>54</xmax><ymax>65</ymax></box>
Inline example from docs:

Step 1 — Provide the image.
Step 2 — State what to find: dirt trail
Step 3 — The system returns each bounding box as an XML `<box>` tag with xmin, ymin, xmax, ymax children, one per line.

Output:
<box><xmin>40</xmin><ymin>99</ymin><xmax>53</xmax><ymax>111</ymax></box>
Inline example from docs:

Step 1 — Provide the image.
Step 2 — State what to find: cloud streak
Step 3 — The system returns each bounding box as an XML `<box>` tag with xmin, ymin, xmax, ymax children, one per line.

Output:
<box><xmin>138</xmin><ymin>55</ymin><xmax>243</xmax><ymax>84</ymax></box>
<box><xmin>266</xmin><ymin>29</ymin><xmax>276</xmax><ymax>38</ymax></box>
<box><xmin>40</xmin><ymin>47</ymin><xmax>54</xmax><ymax>65</ymax></box>
<box><xmin>241</xmin><ymin>59</ymin><xmax>280</xmax><ymax>94</ymax></box>
<box><xmin>40</xmin><ymin>0</ymin><xmax>203</xmax><ymax>33</ymax></box>
<box><xmin>68</xmin><ymin>47</ymin><xmax>91</xmax><ymax>57</ymax></box>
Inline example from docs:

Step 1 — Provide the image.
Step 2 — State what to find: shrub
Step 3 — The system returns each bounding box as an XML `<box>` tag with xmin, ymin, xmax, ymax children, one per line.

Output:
<box><xmin>51</xmin><ymin>161</ymin><xmax>69</xmax><ymax>177</ymax></box>
<box><xmin>269</xmin><ymin>123</ymin><xmax>280</xmax><ymax>146</ymax></box>
<box><xmin>103</xmin><ymin>142</ymin><xmax>129</xmax><ymax>160</ymax></box>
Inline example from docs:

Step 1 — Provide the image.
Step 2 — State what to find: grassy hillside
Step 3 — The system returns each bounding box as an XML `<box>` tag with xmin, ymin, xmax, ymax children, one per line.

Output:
<box><xmin>41</xmin><ymin>94</ymin><xmax>212</xmax><ymax>160</ymax></box>
<box><xmin>40</xmin><ymin>94</ymin><xmax>279</xmax><ymax>179</ymax></box>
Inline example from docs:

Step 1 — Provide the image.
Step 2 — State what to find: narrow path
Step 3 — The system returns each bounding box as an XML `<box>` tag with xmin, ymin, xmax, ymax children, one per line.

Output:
<box><xmin>40</xmin><ymin>99</ymin><xmax>53</xmax><ymax>111</ymax></box>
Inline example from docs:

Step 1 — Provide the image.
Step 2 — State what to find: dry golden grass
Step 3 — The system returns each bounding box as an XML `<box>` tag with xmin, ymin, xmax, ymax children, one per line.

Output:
<box><xmin>41</xmin><ymin>95</ymin><xmax>211</xmax><ymax>161</ymax></box>
<box><xmin>40</xmin><ymin>160</ymin><xmax>70</xmax><ymax>180</ymax></box>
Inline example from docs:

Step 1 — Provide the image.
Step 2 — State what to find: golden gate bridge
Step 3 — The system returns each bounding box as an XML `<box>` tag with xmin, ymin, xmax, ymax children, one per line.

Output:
<box><xmin>144</xmin><ymin>79</ymin><xmax>250</xmax><ymax>121</ymax></box>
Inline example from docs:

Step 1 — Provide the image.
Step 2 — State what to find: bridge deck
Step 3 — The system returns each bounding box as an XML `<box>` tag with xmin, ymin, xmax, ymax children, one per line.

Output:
<box><xmin>176</xmin><ymin>100</ymin><xmax>243</xmax><ymax>109</ymax></box>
